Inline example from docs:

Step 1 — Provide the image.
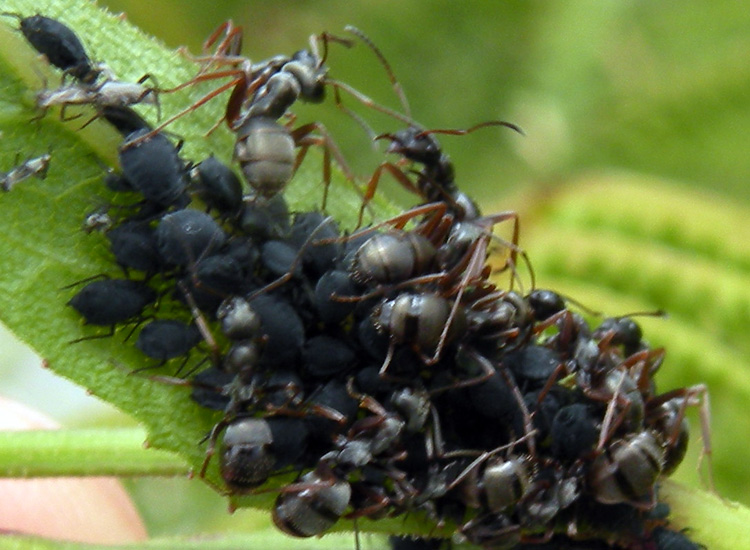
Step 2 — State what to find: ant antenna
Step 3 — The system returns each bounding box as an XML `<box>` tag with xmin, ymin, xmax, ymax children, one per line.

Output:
<box><xmin>419</xmin><ymin>119</ymin><xmax>525</xmax><ymax>138</ymax></box>
<box><xmin>344</xmin><ymin>25</ymin><xmax>412</xmax><ymax>119</ymax></box>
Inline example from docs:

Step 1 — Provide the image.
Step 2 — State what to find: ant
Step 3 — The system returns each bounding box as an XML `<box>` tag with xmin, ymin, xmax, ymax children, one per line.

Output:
<box><xmin>123</xmin><ymin>21</ymin><xmax>406</xmax><ymax>212</ymax></box>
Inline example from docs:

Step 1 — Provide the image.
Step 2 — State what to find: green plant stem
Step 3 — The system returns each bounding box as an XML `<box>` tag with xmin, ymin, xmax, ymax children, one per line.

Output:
<box><xmin>0</xmin><ymin>428</ymin><xmax>187</xmax><ymax>477</ymax></box>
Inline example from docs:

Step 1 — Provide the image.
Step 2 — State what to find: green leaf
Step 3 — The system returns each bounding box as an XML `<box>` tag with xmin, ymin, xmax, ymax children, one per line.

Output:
<box><xmin>1</xmin><ymin>0</ymin><xmax>749</xmax><ymax>548</ymax></box>
<box><xmin>0</xmin><ymin>0</ymin><xmax>393</xmax><ymax>513</ymax></box>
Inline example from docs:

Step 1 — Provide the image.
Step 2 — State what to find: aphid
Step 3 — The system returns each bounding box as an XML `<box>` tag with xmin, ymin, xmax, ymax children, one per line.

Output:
<box><xmin>118</xmin><ymin>129</ymin><xmax>188</xmax><ymax>208</ymax></box>
<box><xmin>100</xmin><ymin>105</ymin><xmax>153</xmax><ymax>135</ymax></box>
<box><xmin>272</xmin><ymin>464</ymin><xmax>352</xmax><ymax>537</ymax></box>
<box><xmin>0</xmin><ymin>153</ymin><xmax>51</xmax><ymax>192</ymax></box>
<box><xmin>3</xmin><ymin>13</ymin><xmax>99</xmax><ymax>83</ymax></box>
<box><xmin>105</xmin><ymin>221</ymin><xmax>163</xmax><ymax>276</ymax></box>
<box><xmin>35</xmin><ymin>76</ymin><xmax>159</xmax><ymax>120</ymax></box>
<box><xmin>303</xmin><ymin>379</ymin><xmax>359</xmax><ymax>442</ymax></box>
<box><xmin>82</xmin><ymin>208</ymin><xmax>113</xmax><ymax>234</ymax></box>
<box><xmin>182</xmin><ymin>252</ymin><xmax>253</xmax><ymax>312</ymax></box>
<box><xmin>549</xmin><ymin>403</ymin><xmax>599</xmax><ymax>461</ymax></box>
<box><xmin>190</xmin><ymin>155</ymin><xmax>244</xmax><ymax>215</ymax></box>
<box><xmin>247</xmin><ymin>294</ymin><xmax>305</xmax><ymax>368</ymax></box>
<box><xmin>67</xmin><ymin>278</ymin><xmax>155</xmax><ymax>331</ymax></box>
<box><xmin>154</xmin><ymin>210</ymin><xmax>227</xmax><ymax>267</ymax></box>
<box><xmin>260</xmin><ymin>240</ymin><xmax>302</xmax><ymax>279</ymax></box>
<box><xmin>504</xmin><ymin>344</ymin><xmax>562</xmax><ymax>388</ymax></box>
<box><xmin>302</xmin><ymin>335</ymin><xmax>356</xmax><ymax>379</ymax></box>
<box><xmin>135</xmin><ymin>319</ymin><xmax>201</xmax><ymax>365</ymax></box>
<box><xmin>288</xmin><ymin>212</ymin><xmax>342</xmax><ymax>276</ymax></box>
<box><xmin>190</xmin><ymin>367</ymin><xmax>233</xmax><ymax>410</ymax></box>
<box><xmin>313</xmin><ymin>269</ymin><xmax>359</xmax><ymax>324</ymax></box>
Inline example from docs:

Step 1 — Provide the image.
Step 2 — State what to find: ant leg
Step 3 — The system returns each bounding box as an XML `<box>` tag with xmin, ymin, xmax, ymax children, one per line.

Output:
<box><xmin>327</xmin><ymin>78</ymin><xmax>415</xmax><ymax>126</ymax></box>
<box><xmin>651</xmin><ymin>384</ymin><xmax>714</xmax><ymax>492</ymax></box>
<box><xmin>245</xmin><ymin>217</ymin><xmax>336</xmax><ymax>301</ymax></box>
<box><xmin>427</xmin><ymin>236</ymin><xmax>490</xmax><ymax>365</ymax></box>
<box><xmin>597</xmin><ymin>372</ymin><xmax>629</xmax><ymax>450</ymax></box>
<box><xmin>290</xmin><ymin>121</ymin><xmax>360</xmax><ymax>213</ymax></box>
<box><xmin>444</xmin><ymin>429</ymin><xmax>539</xmax><ymax>491</ymax></box>
<box><xmin>122</xmin><ymin>69</ymin><xmax>252</xmax><ymax>149</ymax></box>
<box><xmin>357</xmin><ymin>162</ymin><xmax>422</xmax><ymax>229</ymax></box>
<box><xmin>199</xmin><ymin>416</ymin><xmax>232</xmax><ymax>478</ymax></box>
<box><xmin>176</xmin><ymin>281</ymin><xmax>221</xmax><ymax>367</ymax></box>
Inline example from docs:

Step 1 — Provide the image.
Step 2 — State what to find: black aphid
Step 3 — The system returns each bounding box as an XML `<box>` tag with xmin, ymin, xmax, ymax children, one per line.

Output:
<box><xmin>135</xmin><ymin>319</ymin><xmax>201</xmax><ymax>362</ymax></box>
<box><xmin>4</xmin><ymin>13</ymin><xmax>98</xmax><ymax>83</ymax></box>
<box><xmin>67</xmin><ymin>279</ymin><xmax>155</xmax><ymax>327</ymax></box>
<box><xmin>155</xmin><ymin>209</ymin><xmax>227</xmax><ymax>267</ymax></box>
<box><xmin>106</xmin><ymin>221</ymin><xmax>162</xmax><ymax>276</ymax></box>
<box><xmin>119</xmin><ymin>129</ymin><xmax>188</xmax><ymax>207</ymax></box>
<box><xmin>190</xmin><ymin>155</ymin><xmax>243</xmax><ymax>215</ymax></box>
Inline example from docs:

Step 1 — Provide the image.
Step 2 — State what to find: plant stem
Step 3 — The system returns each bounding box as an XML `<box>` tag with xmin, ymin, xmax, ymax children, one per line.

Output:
<box><xmin>0</xmin><ymin>428</ymin><xmax>188</xmax><ymax>477</ymax></box>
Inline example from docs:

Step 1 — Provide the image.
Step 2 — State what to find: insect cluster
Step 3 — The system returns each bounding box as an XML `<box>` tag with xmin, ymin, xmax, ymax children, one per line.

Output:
<box><xmin>4</xmin><ymin>11</ymin><xmax>708</xmax><ymax>550</ymax></box>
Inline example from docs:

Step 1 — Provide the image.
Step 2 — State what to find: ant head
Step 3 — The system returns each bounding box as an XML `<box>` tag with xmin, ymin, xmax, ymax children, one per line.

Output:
<box><xmin>377</xmin><ymin>127</ymin><xmax>442</xmax><ymax>165</ymax></box>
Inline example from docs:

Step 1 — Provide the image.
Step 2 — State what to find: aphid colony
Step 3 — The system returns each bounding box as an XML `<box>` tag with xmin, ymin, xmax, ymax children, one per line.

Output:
<box><xmin>4</xmin><ymin>12</ymin><xmax>708</xmax><ymax>550</ymax></box>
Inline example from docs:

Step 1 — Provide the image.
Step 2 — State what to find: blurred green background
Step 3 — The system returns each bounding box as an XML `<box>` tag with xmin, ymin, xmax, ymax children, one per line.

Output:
<box><xmin>1</xmin><ymin>0</ymin><xmax>749</xmax><ymax>542</ymax></box>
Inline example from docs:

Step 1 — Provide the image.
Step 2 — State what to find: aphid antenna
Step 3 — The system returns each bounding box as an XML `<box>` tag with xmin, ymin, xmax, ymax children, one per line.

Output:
<box><xmin>0</xmin><ymin>11</ymin><xmax>23</xmax><ymax>22</ymax></box>
<box><xmin>60</xmin><ymin>272</ymin><xmax>111</xmax><ymax>291</ymax></box>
